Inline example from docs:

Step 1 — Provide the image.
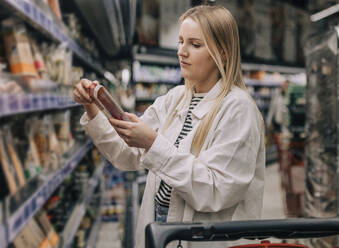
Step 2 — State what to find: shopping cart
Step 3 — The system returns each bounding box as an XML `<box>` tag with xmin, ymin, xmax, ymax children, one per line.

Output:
<box><xmin>145</xmin><ymin>218</ymin><xmax>339</xmax><ymax>248</ymax></box>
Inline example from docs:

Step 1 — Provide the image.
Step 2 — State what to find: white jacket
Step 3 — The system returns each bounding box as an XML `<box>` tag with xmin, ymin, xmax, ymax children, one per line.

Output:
<box><xmin>80</xmin><ymin>81</ymin><xmax>265</xmax><ymax>248</ymax></box>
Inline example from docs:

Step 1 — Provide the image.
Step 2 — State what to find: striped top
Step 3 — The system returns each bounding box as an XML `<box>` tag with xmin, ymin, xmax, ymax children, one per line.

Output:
<box><xmin>155</xmin><ymin>93</ymin><xmax>206</xmax><ymax>208</ymax></box>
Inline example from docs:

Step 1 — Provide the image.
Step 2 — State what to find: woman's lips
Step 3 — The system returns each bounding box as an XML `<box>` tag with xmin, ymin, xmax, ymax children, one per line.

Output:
<box><xmin>180</xmin><ymin>61</ymin><xmax>190</xmax><ymax>67</ymax></box>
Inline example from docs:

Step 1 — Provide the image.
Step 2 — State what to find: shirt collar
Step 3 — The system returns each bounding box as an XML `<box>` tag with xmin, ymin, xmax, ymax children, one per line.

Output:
<box><xmin>175</xmin><ymin>79</ymin><xmax>223</xmax><ymax>120</ymax></box>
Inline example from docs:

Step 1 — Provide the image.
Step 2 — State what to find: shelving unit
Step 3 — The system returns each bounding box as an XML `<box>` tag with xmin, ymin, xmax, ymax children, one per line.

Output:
<box><xmin>0</xmin><ymin>0</ymin><xmax>106</xmax><ymax>77</ymax></box>
<box><xmin>0</xmin><ymin>139</ymin><xmax>93</xmax><ymax>247</ymax></box>
<box><xmin>61</xmin><ymin>161</ymin><xmax>105</xmax><ymax>248</ymax></box>
<box><xmin>85</xmin><ymin>183</ymin><xmax>104</xmax><ymax>248</ymax></box>
<box><xmin>0</xmin><ymin>1</ymin><xmax>123</xmax><ymax>247</ymax></box>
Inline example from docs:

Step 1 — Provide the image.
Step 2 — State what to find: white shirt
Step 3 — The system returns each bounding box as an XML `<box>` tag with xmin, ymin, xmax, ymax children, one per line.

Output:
<box><xmin>80</xmin><ymin>80</ymin><xmax>265</xmax><ymax>248</ymax></box>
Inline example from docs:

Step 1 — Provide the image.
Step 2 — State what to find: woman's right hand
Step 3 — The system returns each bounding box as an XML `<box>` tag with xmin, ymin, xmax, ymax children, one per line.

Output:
<box><xmin>73</xmin><ymin>79</ymin><xmax>99</xmax><ymax>119</ymax></box>
<box><xmin>73</xmin><ymin>78</ymin><xmax>94</xmax><ymax>106</ymax></box>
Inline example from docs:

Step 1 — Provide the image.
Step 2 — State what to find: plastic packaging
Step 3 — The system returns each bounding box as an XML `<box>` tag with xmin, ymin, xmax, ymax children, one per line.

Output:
<box><xmin>89</xmin><ymin>84</ymin><xmax>130</xmax><ymax>121</ymax></box>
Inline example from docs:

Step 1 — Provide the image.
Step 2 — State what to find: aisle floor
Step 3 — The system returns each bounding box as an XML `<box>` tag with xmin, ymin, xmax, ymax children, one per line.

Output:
<box><xmin>95</xmin><ymin>163</ymin><xmax>286</xmax><ymax>247</ymax></box>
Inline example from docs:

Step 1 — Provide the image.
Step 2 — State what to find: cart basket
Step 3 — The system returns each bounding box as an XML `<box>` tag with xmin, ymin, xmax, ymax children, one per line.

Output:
<box><xmin>145</xmin><ymin>218</ymin><xmax>339</xmax><ymax>248</ymax></box>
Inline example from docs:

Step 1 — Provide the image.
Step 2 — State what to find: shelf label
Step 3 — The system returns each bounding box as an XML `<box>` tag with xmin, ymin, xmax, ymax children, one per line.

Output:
<box><xmin>32</xmin><ymin>5</ymin><xmax>39</xmax><ymax>22</ymax></box>
<box><xmin>22</xmin><ymin>0</ymin><xmax>31</xmax><ymax>16</ymax></box>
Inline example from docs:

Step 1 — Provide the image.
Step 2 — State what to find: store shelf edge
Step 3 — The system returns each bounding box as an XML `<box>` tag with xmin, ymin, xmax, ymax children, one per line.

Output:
<box><xmin>85</xmin><ymin>214</ymin><xmax>101</xmax><ymax>248</ymax></box>
<box><xmin>2</xmin><ymin>0</ymin><xmax>105</xmax><ymax>76</ymax></box>
<box><xmin>0</xmin><ymin>95</ymin><xmax>80</xmax><ymax>119</ymax></box>
<box><xmin>62</xmin><ymin>162</ymin><xmax>104</xmax><ymax>248</ymax></box>
<box><xmin>4</xmin><ymin>139</ymin><xmax>93</xmax><ymax>245</ymax></box>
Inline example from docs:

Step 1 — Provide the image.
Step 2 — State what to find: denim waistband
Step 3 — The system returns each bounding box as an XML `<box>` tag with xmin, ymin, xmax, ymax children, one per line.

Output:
<box><xmin>154</xmin><ymin>200</ymin><xmax>169</xmax><ymax>223</ymax></box>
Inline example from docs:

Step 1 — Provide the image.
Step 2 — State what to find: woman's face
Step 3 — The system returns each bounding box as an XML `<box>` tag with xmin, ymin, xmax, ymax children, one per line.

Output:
<box><xmin>178</xmin><ymin>17</ymin><xmax>220</xmax><ymax>92</ymax></box>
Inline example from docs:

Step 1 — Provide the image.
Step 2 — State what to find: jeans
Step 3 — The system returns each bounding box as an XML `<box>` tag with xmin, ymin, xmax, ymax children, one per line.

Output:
<box><xmin>154</xmin><ymin>200</ymin><xmax>169</xmax><ymax>223</ymax></box>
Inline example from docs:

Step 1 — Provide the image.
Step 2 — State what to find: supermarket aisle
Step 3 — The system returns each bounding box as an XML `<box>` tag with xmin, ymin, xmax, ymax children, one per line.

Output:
<box><xmin>262</xmin><ymin>163</ymin><xmax>285</xmax><ymax>219</ymax></box>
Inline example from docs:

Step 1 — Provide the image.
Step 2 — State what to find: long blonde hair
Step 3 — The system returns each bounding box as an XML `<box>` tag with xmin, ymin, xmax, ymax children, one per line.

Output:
<box><xmin>163</xmin><ymin>5</ymin><xmax>250</xmax><ymax>156</ymax></box>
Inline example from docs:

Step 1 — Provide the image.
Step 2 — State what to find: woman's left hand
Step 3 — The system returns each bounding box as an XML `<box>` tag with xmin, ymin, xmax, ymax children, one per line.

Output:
<box><xmin>109</xmin><ymin>112</ymin><xmax>157</xmax><ymax>151</ymax></box>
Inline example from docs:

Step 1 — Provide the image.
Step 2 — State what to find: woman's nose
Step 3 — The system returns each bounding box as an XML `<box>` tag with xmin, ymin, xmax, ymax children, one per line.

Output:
<box><xmin>177</xmin><ymin>45</ymin><xmax>188</xmax><ymax>57</ymax></box>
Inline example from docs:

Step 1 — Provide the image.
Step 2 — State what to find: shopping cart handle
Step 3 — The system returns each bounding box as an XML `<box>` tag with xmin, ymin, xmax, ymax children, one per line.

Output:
<box><xmin>145</xmin><ymin>218</ymin><xmax>339</xmax><ymax>248</ymax></box>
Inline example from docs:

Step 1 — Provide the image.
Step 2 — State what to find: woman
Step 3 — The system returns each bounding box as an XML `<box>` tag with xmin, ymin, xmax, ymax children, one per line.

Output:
<box><xmin>73</xmin><ymin>5</ymin><xmax>265</xmax><ymax>248</ymax></box>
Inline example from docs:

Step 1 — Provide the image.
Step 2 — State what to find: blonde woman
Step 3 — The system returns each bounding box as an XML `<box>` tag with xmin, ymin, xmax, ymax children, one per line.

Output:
<box><xmin>74</xmin><ymin>5</ymin><xmax>265</xmax><ymax>248</ymax></box>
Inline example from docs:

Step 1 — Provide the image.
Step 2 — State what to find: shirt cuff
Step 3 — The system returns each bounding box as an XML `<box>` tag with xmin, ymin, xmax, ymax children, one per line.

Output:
<box><xmin>80</xmin><ymin>111</ymin><xmax>112</xmax><ymax>137</ymax></box>
<box><xmin>141</xmin><ymin>133</ymin><xmax>176</xmax><ymax>172</ymax></box>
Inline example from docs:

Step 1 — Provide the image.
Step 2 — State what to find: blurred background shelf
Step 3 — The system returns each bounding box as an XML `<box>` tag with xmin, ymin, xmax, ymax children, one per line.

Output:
<box><xmin>1</xmin><ymin>139</ymin><xmax>93</xmax><ymax>246</ymax></box>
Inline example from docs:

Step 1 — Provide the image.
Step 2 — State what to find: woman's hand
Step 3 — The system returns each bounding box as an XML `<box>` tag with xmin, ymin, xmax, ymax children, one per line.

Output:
<box><xmin>73</xmin><ymin>79</ymin><xmax>99</xmax><ymax>119</ymax></box>
<box><xmin>73</xmin><ymin>78</ymin><xmax>95</xmax><ymax>105</ymax></box>
<box><xmin>109</xmin><ymin>113</ymin><xmax>157</xmax><ymax>151</ymax></box>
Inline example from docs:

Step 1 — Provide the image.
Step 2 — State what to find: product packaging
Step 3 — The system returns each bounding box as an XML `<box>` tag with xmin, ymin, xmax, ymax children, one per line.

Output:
<box><xmin>29</xmin><ymin>39</ymin><xmax>49</xmax><ymax>80</ymax></box>
<box><xmin>35</xmin><ymin>211</ymin><xmax>59</xmax><ymax>248</ymax></box>
<box><xmin>89</xmin><ymin>83</ymin><xmax>130</xmax><ymax>121</ymax></box>
<box><xmin>44</xmin><ymin>115</ymin><xmax>61</xmax><ymax>171</ymax></box>
<box><xmin>0</xmin><ymin>129</ymin><xmax>18</xmax><ymax>195</ymax></box>
<box><xmin>3</xmin><ymin>125</ymin><xmax>26</xmax><ymax>188</ymax></box>
<box><xmin>2</xmin><ymin>18</ymin><xmax>37</xmax><ymax>77</ymax></box>
<box><xmin>25</xmin><ymin>119</ymin><xmax>42</xmax><ymax>178</ymax></box>
<box><xmin>54</xmin><ymin>110</ymin><xmax>74</xmax><ymax>153</ymax></box>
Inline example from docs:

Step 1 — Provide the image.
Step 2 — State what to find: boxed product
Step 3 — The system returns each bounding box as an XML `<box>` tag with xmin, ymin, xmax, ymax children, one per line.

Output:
<box><xmin>2</xmin><ymin>18</ymin><xmax>37</xmax><ymax>77</ymax></box>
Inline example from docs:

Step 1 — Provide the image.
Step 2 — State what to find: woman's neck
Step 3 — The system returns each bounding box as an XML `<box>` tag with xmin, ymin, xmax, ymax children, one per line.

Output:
<box><xmin>192</xmin><ymin>77</ymin><xmax>220</xmax><ymax>93</ymax></box>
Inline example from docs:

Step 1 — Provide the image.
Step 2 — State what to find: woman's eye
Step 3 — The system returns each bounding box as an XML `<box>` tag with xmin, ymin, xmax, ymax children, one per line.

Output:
<box><xmin>178</xmin><ymin>40</ymin><xmax>183</xmax><ymax>45</ymax></box>
<box><xmin>192</xmin><ymin>43</ymin><xmax>200</xmax><ymax>48</ymax></box>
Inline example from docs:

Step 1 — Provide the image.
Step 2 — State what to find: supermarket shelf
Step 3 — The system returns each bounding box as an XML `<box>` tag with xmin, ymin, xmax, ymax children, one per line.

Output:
<box><xmin>86</xmin><ymin>211</ymin><xmax>102</xmax><ymax>248</ymax></box>
<box><xmin>86</xmin><ymin>166</ymin><xmax>105</xmax><ymax>248</ymax></box>
<box><xmin>242</xmin><ymin>62</ymin><xmax>305</xmax><ymax>74</ymax></box>
<box><xmin>251</xmin><ymin>92</ymin><xmax>273</xmax><ymax>99</ymax></box>
<box><xmin>62</xmin><ymin>162</ymin><xmax>105</xmax><ymax>248</ymax></box>
<box><xmin>1</xmin><ymin>0</ymin><xmax>105</xmax><ymax>76</ymax></box>
<box><xmin>2</xmin><ymin>139</ymin><xmax>93</xmax><ymax>246</ymax></box>
<box><xmin>245</xmin><ymin>78</ymin><xmax>282</xmax><ymax>87</ymax></box>
<box><xmin>0</xmin><ymin>94</ymin><xmax>79</xmax><ymax>118</ymax></box>
<box><xmin>135</xmin><ymin>96</ymin><xmax>157</xmax><ymax>102</ymax></box>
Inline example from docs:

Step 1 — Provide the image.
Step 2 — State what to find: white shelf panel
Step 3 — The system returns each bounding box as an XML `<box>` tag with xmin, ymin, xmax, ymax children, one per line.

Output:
<box><xmin>3</xmin><ymin>139</ymin><xmax>93</xmax><ymax>245</ymax></box>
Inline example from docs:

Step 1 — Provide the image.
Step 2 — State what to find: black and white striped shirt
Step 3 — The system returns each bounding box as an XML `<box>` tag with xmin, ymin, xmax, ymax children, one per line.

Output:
<box><xmin>155</xmin><ymin>93</ymin><xmax>205</xmax><ymax>208</ymax></box>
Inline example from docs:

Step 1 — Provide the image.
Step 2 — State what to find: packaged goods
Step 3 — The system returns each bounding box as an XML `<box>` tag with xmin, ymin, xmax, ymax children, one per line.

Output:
<box><xmin>54</xmin><ymin>111</ymin><xmax>74</xmax><ymax>153</ymax></box>
<box><xmin>47</xmin><ymin>0</ymin><xmax>62</xmax><ymax>20</ymax></box>
<box><xmin>2</xmin><ymin>18</ymin><xmax>37</xmax><ymax>77</ymax></box>
<box><xmin>35</xmin><ymin>211</ymin><xmax>59</xmax><ymax>248</ymax></box>
<box><xmin>25</xmin><ymin>119</ymin><xmax>42</xmax><ymax>178</ymax></box>
<box><xmin>13</xmin><ymin>224</ymin><xmax>40</xmax><ymax>248</ymax></box>
<box><xmin>30</xmin><ymin>39</ymin><xmax>48</xmax><ymax>80</ymax></box>
<box><xmin>0</xmin><ymin>129</ymin><xmax>18</xmax><ymax>195</ymax></box>
<box><xmin>89</xmin><ymin>83</ymin><xmax>130</xmax><ymax>121</ymax></box>
<box><xmin>3</xmin><ymin>126</ymin><xmax>26</xmax><ymax>188</ymax></box>
<box><xmin>44</xmin><ymin>115</ymin><xmax>61</xmax><ymax>171</ymax></box>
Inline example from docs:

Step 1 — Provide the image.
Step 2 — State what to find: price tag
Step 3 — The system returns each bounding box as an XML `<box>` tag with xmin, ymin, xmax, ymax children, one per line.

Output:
<box><xmin>8</xmin><ymin>94</ymin><xmax>19</xmax><ymax>113</ymax></box>
<box><xmin>0</xmin><ymin>96</ymin><xmax>4</xmax><ymax>115</ymax></box>
<box><xmin>46</xmin><ymin>19</ymin><xmax>52</xmax><ymax>33</ymax></box>
<box><xmin>32</xmin><ymin>5</ymin><xmax>39</xmax><ymax>22</ymax></box>
<box><xmin>40</xmin><ymin>12</ymin><xmax>46</xmax><ymax>29</ymax></box>
<box><xmin>21</xmin><ymin>94</ymin><xmax>32</xmax><ymax>111</ymax></box>
<box><xmin>22</xmin><ymin>0</ymin><xmax>31</xmax><ymax>16</ymax></box>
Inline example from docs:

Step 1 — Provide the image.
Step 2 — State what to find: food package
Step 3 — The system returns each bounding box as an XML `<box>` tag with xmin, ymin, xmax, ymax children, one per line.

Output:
<box><xmin>35</xmin><ymin>211</ymin><xmax>60</xmax><ymax>248</ymax></box>
<box><xmin>44</xmin><ymin>115</ymin><xmax>62</xmax><ymax>171</ymax></box>
<box><xmin>25</xmin><ymin>119</ymin><xmax>42</xmax><ymax>178</ymax></box>
<box><xmin>2</xmin><ymin>18</ymin><xmax>37</xmax><ymax>77</ymax></box>
<box><xmin>3</xmin><ymin>125</ymin><xmax>26</xmax><ymax>188</ymax></box>
<box><xmin>0</xmin><ymin>129</ymin><xmax>18</xmax><ymax>195</ymax></box>
<box><xmin>13</xmin><ymin>224</ymin><xmax>40</xmax><ymax>248</ymax></box>
<box><xmin>54</xmin><ymin>111</ymin><xmax>74</xmax><ymax>153</ymax></box>
<box><xmin>29</xmin><ymin>39</ymin><xmax>49</xmax><ymax>80</ymax></box>
<box><xmin>89</xmin><ymin>83</ymin><xmax>130</xmax><ymax>121</ymax></box>
<box><xmin>47</xmin><ymin>0</ymin><xmax>62</xmax><ymax>20</ymax></box>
